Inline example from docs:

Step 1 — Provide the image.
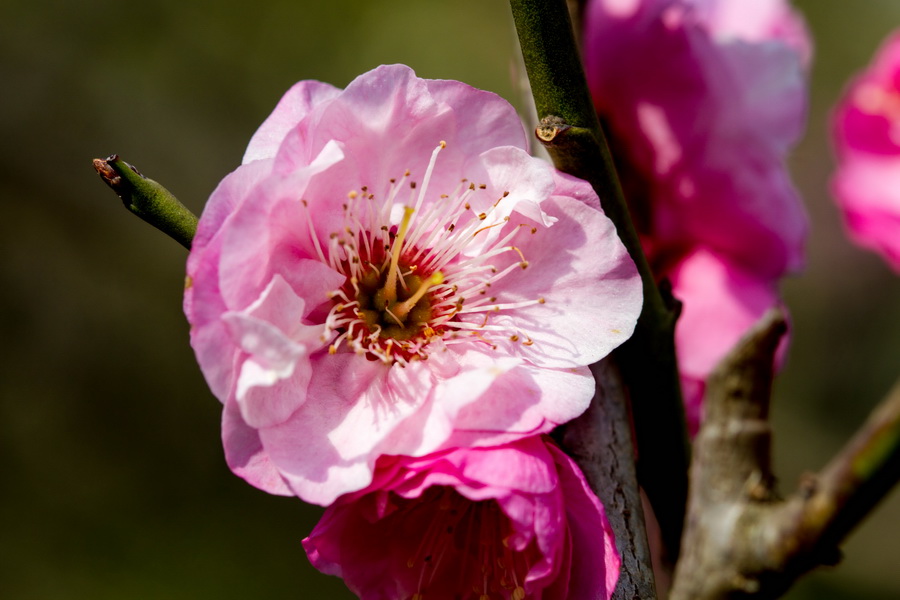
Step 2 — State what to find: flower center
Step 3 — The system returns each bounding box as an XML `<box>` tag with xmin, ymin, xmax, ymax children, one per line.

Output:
<box><xmin>403</xmin><ymin>487</ymin><xmax>533</xmax><ymax>600</ymax></box>
<box><xmin>306</xmin><ymin>141</ymin><xmax>546</xmax><ymax>366</ymax></box>
<box><xmin>347</xmin><ymin>207</ymin><xmax>447</xmax><ymax>342</ymax></box>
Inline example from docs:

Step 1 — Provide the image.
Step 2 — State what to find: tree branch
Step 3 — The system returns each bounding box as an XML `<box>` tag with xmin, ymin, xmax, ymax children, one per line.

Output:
<box><xmin>670</xmin><ymin>309</ymin><xmax>900</xmax><ymax>599</ymax></box>
<box><xmin>93</xmin><ymin>155</ymin><xmax>197</xmax><ymax>250</ymax></box>
<box><xmin>510</xmin><ymin>0</ymin><xmax>689</xmax><ymax>565</ymax></box>
<box><xmin>776</xmin><ymin>380</ymin><xmax>900</xmax><ymax>578</ymax></box>
<box><xmin>669</xmin><ymin>309</ymin><xmax>786</xmax><ymax>600</ymax></box>
<box><xmin>561</xmin><ymin>359</ymin><xmax>658</xmax><ymax>600</ymax></box>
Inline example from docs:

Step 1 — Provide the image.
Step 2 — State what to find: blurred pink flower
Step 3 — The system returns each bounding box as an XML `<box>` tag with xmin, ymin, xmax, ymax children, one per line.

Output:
<box><xmin>669</xmin><ymin>248</ymin><xmax>786</xmax><ymax>429</ymax></box>
<box><xmin>832</xmin><ymin>31</ymin><xmax>900</xmax><ymax>272</ymax></box>
<box><xmin>583</xmin><ymin>0</ymin><xmax>809</xmax><ymax>432</ymax></box>
<box><xmin>303</xmin><ymin>436</ymin><xmax>620</xmax><ymax>600</ymax></box>
<box><xmin>184</xmin><ymin>64</ymin><xmax>642</xmax><ymax>504</ymax></box>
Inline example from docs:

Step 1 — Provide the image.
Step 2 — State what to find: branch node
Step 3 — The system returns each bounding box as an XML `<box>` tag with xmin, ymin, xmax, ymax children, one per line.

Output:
<box><xmin>536</xmin><ymin>115</ymin><xmax>571</xmax><ymax>142</ymax></box>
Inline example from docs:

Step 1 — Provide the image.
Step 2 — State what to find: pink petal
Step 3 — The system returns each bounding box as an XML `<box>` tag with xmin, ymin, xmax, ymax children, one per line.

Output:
<box><xmin>243</xmin><ymin>80</ymin><xmax>341</xmax><ymax>164</ymax></box>
<box><xmin>221</xmin><ymin>398</ymin><xmax>292</xmax><ymax>496</ymax></box>
<box><xmin>484</xmin><ymin>195</ymin><xmax>642</xmax><ymax>368</ymax></box>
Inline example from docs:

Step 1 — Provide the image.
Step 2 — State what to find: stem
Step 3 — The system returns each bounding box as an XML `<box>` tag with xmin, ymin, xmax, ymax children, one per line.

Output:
<box><xmin>788</xmin><ymin>380</ymin><xmax>900</xmax><ymax>561</ymax></box>
<box><xmin>93</xmin><ymin>155</ymin><xmax>197</xmax><ymax>250</ymax></box>
<box><xmin>565</xmin><ymin>0</ymin><xmax>586</xmax><ymax>48</ymax></box>
<box><xmin>561</xmin><ymin>358</ymin><xmax>658</xmax><ymax>600</ymax></box>
<box><xmin>510</xmin><ymin>0</ymin><xmax>689</xmax><ymax>564</ymax></box>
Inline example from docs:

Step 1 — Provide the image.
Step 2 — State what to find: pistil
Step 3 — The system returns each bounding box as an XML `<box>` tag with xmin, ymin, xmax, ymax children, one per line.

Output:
<box><xmin>392</xmin><ymin>271</ymin><xmax>444</xmax><ymax>321</ymax></box>
<box><xmin>382</xmin><ymin>206</ymin><xmax>415</xmax><ymax>303</ymax></box>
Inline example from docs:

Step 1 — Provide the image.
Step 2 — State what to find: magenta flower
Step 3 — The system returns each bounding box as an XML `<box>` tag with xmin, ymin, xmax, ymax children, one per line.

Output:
<box><xmin>583</xmin><ymin>0</ymin><xmax>809</xmax><ymax>432</ymax></box>
<box><xmin>184</xmin><ymin>65</ymin><xmax>642</xmax><ymax>504</ymax></box>
<box><xmin>832</xmin><ymin>31</ymin><xmax>900</xmax><ymax>272</ymax></box>
<box><xmin>303</xmin><ymin>435</ymin><xmax>620</xmax><ymax>600</ymax></box>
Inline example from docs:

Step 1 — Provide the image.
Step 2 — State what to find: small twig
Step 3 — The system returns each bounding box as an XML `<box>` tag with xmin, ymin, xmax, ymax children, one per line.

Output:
<box><xmin>509</xmin><ymin>0</ymin><xmax>689</xmax><ymax>565</ymax></box>
<box><xmin>561</xmin><ymin>358</ymin><xmax>658</xmax><ymax>600</ymax></box>
<box><xmin>670</xmin><ymin>309</ymin><xmax>900</xmax><ymax>599</ymax></box>
<box><xmin>776</xmin><ymin>381</ymin><xmax>900</xmax><ymax>578</ymax></box>
<box><xmin>93</xmin><ymin>155</ymin><xmax>197</xmax><ymax>249</ymax></box>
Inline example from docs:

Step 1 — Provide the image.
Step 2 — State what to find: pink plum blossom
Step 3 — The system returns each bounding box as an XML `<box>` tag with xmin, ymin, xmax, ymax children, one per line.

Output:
<box><xmin>303</xmin><ymin>435</ymin><xmax>620</xmax><ymax>600</ymax></box>
<box><xmin>668</xmin><ymin>248</ymin><xmax>785</xmax><ymax>430</ymax></box>
<box><xmin>583</xmin><ymin>0</ymin><xmax>809</xmax><ymax>432</ymax></box>
<box><xmin>832</xmin><ymin>31</ymin><xmax>900</xmax><ymax>272</ymax></box>
<box><xmin>184</xmin><ymin>65</ymin><xmax>643</xmax><ymax>504</ymax></box>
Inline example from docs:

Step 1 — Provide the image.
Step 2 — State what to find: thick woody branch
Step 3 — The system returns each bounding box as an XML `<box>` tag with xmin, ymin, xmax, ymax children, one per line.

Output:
<box><xmin>561</xmin><ymin>359</ymin><xmax>658</xmax><ymax>600</ymax></box>
<box><xmin>669</xmin><ymin>309</ymin><xmax>786</xmax><ymax>600</ymax></box>
<box><xmin>670</xmin><ymin>309</ymin><xmax>900</xmax><ymax>600</ymax></box>
<box><xmin>510</xmin><ymin>0</ymin><xmax>689</xmax><ymax>565</ymax></box>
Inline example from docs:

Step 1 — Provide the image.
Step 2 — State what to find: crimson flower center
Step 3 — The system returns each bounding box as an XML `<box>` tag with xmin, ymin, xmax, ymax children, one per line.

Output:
<box><xmin>312</xmin><ymin>141</ymin><xmax>546</xmax><ymax>367</ymax></box>
<box><xmin>401</xmin><ymin>487</ymin><xmax>533</xmax><ymax>600</ymax></box>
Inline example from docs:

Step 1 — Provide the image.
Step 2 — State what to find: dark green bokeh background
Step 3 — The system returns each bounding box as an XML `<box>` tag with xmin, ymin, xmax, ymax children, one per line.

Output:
<box><xmin>1</xmin><ymin>1</ymin><xmax>898</xmax><ymax>598</ymax></box>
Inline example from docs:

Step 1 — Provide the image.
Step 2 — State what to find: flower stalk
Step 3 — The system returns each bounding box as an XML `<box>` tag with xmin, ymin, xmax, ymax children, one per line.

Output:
<box><xmin>93</xmin><ymin>155</ymin><xmax>197</xmax><ymax>250</ymax></box>
<box><xmin>509</xmin><ymin>0</ymin><xmax>689</xmax><ymax>566</ymax></box>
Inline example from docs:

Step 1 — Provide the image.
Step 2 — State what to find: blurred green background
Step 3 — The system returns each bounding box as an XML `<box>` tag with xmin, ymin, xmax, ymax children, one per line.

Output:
<box><xmin>1</xmin><ymin>0</ymin><xmax>898</xmax><ymax>598</ymax></box>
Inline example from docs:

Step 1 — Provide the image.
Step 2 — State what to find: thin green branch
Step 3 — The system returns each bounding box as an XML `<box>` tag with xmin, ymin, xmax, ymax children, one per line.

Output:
<box><xmin>510</xmin><ymin>0</ymin><xmax>689</xmax><ymax>564</ymax></box>
<box><xmin>791</xmin><ymin>380</ymin><xmax>900</xmax><ymax>557</ymax></box>
<box><xmin>93</xmin><ymin>155</ymin><xmax>197</xmax><ymax>250</ymax></box>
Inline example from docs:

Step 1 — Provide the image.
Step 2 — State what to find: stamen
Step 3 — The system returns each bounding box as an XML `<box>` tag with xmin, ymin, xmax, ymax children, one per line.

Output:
<box><xmin>300</xmin><ymin>199</ymin><xmax>328</xmax><ymax>265</ymax></box>
<box><xmin>473</xmin><ymin>218</ymin><xmax>509</xmax><ymax>237</ymax></box>
<box><xmin>457</xmin><ymin>298</ymin><xmax>545</xmax><ymax>314</ymax></box>
<box><xmin>383</xmin><ymin>303</ymin><xmax>405</xmax><ymax>327</ymax></box>
<box><xmin>409</xmin><ymin>142</ymin><xmax>446</xmax><ymax>231</ymax></box>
